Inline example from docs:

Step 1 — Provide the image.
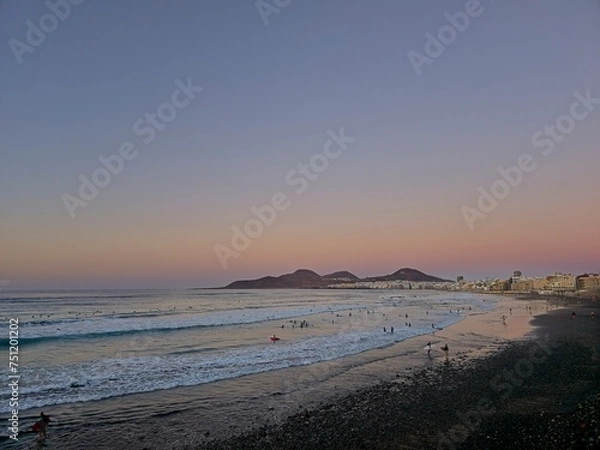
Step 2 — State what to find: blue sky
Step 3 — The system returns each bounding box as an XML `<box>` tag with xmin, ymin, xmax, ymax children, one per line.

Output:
<box><xmin>1</xmin><ymin>0</ymin><xmax>599</xmax><ymax>288</ymax></box>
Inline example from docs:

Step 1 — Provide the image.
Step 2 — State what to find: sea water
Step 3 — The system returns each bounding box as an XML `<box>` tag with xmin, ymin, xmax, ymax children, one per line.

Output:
<box><xmin>0</xmin><ymin>289</ymin><xmax>495</xmax><ymax>445</ymax></box>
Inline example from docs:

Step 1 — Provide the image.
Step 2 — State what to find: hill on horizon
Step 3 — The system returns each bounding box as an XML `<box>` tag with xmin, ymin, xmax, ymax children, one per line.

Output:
<box><xmin>365</xmin><ymin>267</ymin><xmax>451</xmax><ymax>283</ymax></box>
<box><xmin>322</xmin><ymin>271</ymin><xmax>360</xmax><ymax>281</ymax></box>
<box><xmin>221</xmin><ymin>267</ymin><xmax>451</xmax><ymax>289</ymax></box>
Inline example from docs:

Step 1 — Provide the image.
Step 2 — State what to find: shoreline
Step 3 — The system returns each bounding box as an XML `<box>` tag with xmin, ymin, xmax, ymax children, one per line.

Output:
<box><xmin>119</xmin><ymin>296</ymin><xmax>547</xmax><ymax>448</ymax></box>
<box><xmin>9</xmin><ymin>295</ymin><xmax>594</xmax><ymax>449</ymax></box>
<box><xmin>197</xmin><ymin>299</ymin><xmax>600</xmax><ymax>450</ymax></box>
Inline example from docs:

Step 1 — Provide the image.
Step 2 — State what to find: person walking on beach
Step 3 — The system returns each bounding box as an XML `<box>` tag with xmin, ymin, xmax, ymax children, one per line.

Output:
<box><xmin>426</xmin><ymin>342</ymin><xmax>432</xmax><ymax>357</ymax></box>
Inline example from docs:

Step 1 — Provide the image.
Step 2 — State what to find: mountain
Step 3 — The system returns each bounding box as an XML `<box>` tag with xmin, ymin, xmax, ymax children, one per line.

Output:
<box><xmin>322</xmin><ymin>271</ymin><xmax>360</xmax><ymax>281</ymax></box>
<box><xmin>224</xmin><ymin>269</ymin><xmax>326</xmax><ymax>289</ymax></box>
<box><xmin>366</xmin><ymin>267</ymin><xmax>451</xmax><ymax>283</ymax></box>
<box><xmin>222</xmin><ymin>268</ymin><xmax>450</xmax><ymax>288</ymax></box>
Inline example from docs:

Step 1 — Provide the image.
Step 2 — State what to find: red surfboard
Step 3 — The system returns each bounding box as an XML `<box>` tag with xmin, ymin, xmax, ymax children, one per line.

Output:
<box><xmin>32</xmin><ymin>414</ymin><xmax>51</xmax><ymax>432</ymax></box>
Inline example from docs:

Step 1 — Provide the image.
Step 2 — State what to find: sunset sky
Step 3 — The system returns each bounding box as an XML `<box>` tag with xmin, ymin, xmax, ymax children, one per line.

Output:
<box><xmin>1</xmin><ymin>0</ymin><xmax>599</xmax><ymax>289</ymax></box>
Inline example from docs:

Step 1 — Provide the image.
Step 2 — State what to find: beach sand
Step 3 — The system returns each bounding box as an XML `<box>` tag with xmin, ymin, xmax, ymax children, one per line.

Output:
<box><xmin>19</xmin><ymin>296</ymin><xmax>599</xmax><ymax>449</ymax></box>
<box><xmin>194</xmin><ymin>297</ymin><xmax>599</xmax><ymax>450</ymax></box>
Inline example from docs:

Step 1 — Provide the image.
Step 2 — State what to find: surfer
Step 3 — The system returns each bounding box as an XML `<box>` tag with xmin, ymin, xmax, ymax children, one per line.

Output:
<box><xmin>270</xmin><ymin>335</ymin><xmax>280</xmax><ymax>343</ymax></box>
<box><xmin>426</xmin><ymin>342</ymin><xmax>432</xmax><ymax>356</ymax></box>
<box><xmin>32</xmin><ymin>412</ymin><xmax>51</xmax><ymax>441</ymax></box>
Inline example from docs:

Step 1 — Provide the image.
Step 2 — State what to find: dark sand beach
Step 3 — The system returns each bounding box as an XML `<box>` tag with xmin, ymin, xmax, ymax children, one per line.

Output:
<box><xmin>13</xmin><ymin>298</ymin><xmax>598</xmax><ymax>449</ymax></box>
<box><xmin>196</xmin><ymin>300</ymin><xmax>600</xmax><ymax>450</ymax></box>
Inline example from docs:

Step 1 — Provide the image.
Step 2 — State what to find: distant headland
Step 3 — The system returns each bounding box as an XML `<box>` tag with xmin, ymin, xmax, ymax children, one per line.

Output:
<box><xmin>220</xmin><ymin>268</ymin><xmax>451</xmax><ymax>289</ymax></box>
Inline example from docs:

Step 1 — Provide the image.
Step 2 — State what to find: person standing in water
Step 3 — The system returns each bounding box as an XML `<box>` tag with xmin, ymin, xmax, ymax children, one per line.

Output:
<box><xmin>33</xmin><ymin>412</ymin><xmax>51</xmax><ymax>441</ymax></box>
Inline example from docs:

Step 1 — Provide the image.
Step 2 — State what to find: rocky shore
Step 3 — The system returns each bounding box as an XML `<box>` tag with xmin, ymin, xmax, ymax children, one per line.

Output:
<box><xmin>197</xmin><ymin>303</ymin><xmax>600</xmax><ymax>450</ymax></box>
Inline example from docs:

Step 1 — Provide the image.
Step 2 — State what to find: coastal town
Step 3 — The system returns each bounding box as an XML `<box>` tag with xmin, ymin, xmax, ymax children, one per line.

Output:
<box><xmin>328</xmin><ymin>271</ymin><xmax>600</xmax><ymax>297</ymax></box>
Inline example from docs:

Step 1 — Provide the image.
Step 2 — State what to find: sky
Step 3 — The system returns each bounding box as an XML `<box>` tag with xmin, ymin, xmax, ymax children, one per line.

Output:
<box><xmin>1</xmin><ymin>0</ymin><xmax>599</xmax><ymax>289</ymax></box>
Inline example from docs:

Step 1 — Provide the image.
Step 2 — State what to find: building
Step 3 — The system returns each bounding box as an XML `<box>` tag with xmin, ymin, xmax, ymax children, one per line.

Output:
<box><xmin>511</xmin><ymin>278</ymin><xmax>533</xmax><ymax>292</ymax></box>
<box><xmin>532</xmin><ymin>277</ymin><xmax>548</xmax><ymax>291</ymax></box>
<box><xmin>577</xmin><ymin>274</ymin><xmax>600</xmax><ymax>291</ymax></box>
<box><xmin>489</xmin><ymin>279</ymin><xmax>510</xmax><ymax>291</ymax></box>
<box><xmin>544</xmin><ymin>273</ymin><xmax>577</xmax><ymax>292</ymax></box>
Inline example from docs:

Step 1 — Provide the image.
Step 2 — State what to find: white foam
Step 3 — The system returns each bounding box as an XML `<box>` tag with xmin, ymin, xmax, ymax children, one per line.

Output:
<box><xmin>0</xmin><ymin>317</ymin><xmax>465</xmax><ymax>413</ymax></box>
<box><xmin>0</xmin><ymin>290</ymin><xmax>497</xmax><ymax>414</ymax></box>
<box><xmin>18</xmin><ymin>304</ymin><xmax>365</xmax><ymax>340</ymax></box>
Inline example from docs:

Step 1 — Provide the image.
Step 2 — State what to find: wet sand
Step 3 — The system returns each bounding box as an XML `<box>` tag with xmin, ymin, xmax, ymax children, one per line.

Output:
<box><xmin>14</xmin><ymin>296</ymin><xmax>597</xmax><ymax>449</ymax></box>
<box><xmin>195</xmin><ymin>298</ymin><xmax>599</xmax><ymax>450</ymax></box>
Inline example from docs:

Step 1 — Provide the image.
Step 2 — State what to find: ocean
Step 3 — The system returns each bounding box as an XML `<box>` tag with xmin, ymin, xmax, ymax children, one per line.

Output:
<box><xmin>0</xmin><ymin>289</ymin><xmax>496</xmax><ymax>448</ymax></box>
